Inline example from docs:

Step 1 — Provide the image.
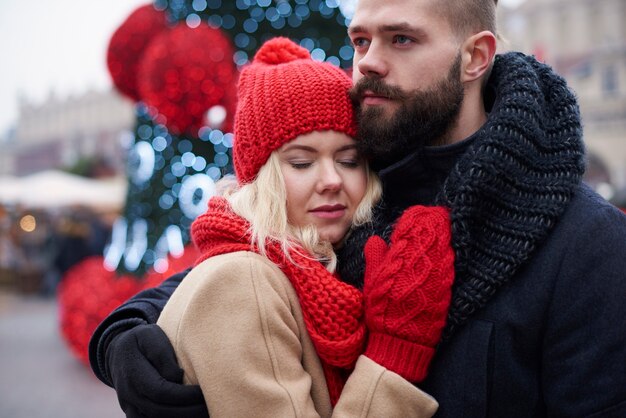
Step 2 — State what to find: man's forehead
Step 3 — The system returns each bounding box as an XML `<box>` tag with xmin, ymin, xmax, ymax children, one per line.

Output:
<box><xmin>348</xmin><ymin>0</ymin><xmax>436</xmax><ymax>30</ymax></box>
<box><xmin>348</xmin><ymin>8</ymin><xmax>437</xmax><ymax>35</ymax></box>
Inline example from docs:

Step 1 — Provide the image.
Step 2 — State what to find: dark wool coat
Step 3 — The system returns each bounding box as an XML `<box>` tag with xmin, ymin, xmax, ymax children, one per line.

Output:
<box><xmin>334</xmin><ymin>52</ymin><xmax>626</xmax><ymax>417</ymax></box>
<box><xmin>421</xmin><ymin>183</ymin><xmax>626</xmax><ymax>417</ymax></box>
<box><xmin>90</xmin><ymin>52</ymin><xmax>626</xmax><ymax>417</ymax></box>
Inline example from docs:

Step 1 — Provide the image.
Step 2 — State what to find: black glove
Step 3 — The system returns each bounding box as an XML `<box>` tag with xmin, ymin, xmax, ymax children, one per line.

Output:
<box><xmin>106</xmin><ymin>324</ymin><xmax>209</xmax><ymax>418</ymax></box>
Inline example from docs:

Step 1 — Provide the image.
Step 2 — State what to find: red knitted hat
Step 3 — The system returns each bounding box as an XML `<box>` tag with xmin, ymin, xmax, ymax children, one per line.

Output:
<box><xmin>233</xmin><ymin>37</ymin><xmax>357</xmax><ymax>184</ymax></box>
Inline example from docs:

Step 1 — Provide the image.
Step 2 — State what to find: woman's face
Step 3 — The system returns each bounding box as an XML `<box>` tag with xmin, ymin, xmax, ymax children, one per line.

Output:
<box><xmin>277</xmin><ymin>130</ymin><xmax>368</xmax><ymax>245</ymax></box>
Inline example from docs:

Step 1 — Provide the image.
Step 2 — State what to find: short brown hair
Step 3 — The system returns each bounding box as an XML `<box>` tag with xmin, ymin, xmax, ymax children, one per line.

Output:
<box><xmin>435</xmin><ymin>0</ymin><xmax>497</xmax><ymax>38</ymax></box>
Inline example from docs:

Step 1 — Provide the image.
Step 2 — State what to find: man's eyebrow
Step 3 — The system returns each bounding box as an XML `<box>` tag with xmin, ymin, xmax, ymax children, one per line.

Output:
<box><xmin>347</xmin><ymin>25</ymin><xmax>366</xmax><ymax>35</ymax></box>
<box><xmin>348</xmin><ymin>22</ymin><xmax>423</xmax><ymax>35</ymax></box>
<box><xmin>380</xmin><ymin>22</ymin><xmax>420</xmax><ymax>33</ymax></box>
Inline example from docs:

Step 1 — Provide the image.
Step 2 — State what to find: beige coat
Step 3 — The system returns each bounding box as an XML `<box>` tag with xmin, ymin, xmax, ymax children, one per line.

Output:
<box><xmin>157</xmin><ymin>251</ymin><xmax>438</xmax><ymax>417</ymax></box>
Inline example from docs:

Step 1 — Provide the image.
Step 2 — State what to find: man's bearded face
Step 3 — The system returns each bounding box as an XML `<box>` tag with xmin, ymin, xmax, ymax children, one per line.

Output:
<box><xmin>350</xmin><ymin>54</ymin><xmax>464</xmax><ymax>169</ymax></box>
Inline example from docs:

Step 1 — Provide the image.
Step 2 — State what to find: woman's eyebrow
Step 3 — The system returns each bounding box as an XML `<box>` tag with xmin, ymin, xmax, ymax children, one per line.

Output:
<box><xmin>280</xmin><ymin>144</ymin><xmax>357</xmax><ymax>153</ymax></box>
<box><xmin>280</xmin><ymin>144</ymin><xmax>316</xmax><ymax>153</ymax></box>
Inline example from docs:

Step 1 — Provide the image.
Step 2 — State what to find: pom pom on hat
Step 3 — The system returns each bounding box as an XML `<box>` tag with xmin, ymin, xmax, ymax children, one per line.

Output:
<box><xmin>253</xmin><ymin>37</ymin><xmax>310</xmax><ymax>65</ymax></box>
<box><xmin>233</xmin><ymin>37</ymin><xmax>357</xmax><ymax>184</ymax></box>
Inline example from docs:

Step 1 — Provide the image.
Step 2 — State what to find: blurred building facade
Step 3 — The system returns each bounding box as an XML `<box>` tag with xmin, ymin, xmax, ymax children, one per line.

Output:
<box><xmin>1</xmin><ymin>89</ymin><xmax>135</xmax><ymax>177</ymax></box>
<box><xmin>499</xmin><ymin>0</ymin><xmax>626</xmax><ymax>197</ymax></box>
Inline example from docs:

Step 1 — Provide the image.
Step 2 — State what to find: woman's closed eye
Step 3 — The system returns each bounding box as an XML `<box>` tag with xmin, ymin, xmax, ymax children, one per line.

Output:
<box><xmin>338</xmin><ymin>159</ymin><xmax>361</xmax><ymax>168</ymax></box>
<box><xmin>336</xmin><ymin>150</ymin><xmax>363</xmax><ymax>169</ymax></box>
<box><xmin>289</xmin><ymin>161</ymin><xmax>313</xmax><ymax>169</ymax></box>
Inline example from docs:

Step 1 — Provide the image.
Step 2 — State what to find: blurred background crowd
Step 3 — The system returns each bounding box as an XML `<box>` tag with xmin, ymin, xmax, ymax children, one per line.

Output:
<box><xmin>0</xmin><ymin>199</ymin><xmax>116</xmax><ymax>295</ymax></box>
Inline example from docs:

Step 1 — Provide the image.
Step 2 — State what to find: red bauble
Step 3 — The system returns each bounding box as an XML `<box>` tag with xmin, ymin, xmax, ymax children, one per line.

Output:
<box><xmin>107</xmin><ymin>4</ymin><xmax>168</xmax><ymax>101</ymax></box>
<box><xmin>57</xmin><ymin>246</ymin><xmax>200</xmax><ymax>365</ymax></box>
<box><xmin>137</xmin><ymin>24</ymin><xmax>238</xmax><ymax>136</ymax></box>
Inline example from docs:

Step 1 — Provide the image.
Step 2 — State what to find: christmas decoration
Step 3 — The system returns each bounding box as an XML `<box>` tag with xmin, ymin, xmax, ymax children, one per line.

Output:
<box><xmin>158</xmin><ymin>0</ymin><xmax>355</xmax><ymax>69</ymax></box>
<box><xmin>103</xmin><ymin>106</ymin><xmax>233</xmax><ymax>276</ymax></box>
<box><xmin>137</xmin><ymin>24</ymin><xmax>238</xmax><ymax>136</ymax></box>
<box><xmin>106</xmin><ymin>4</ymin><xmax>168</xmax><ymax>101</ymax></box>
<box><xmin>58</xmin><ymin>247</ymin><xmax>200</xmax><ymax>365</ymax></box>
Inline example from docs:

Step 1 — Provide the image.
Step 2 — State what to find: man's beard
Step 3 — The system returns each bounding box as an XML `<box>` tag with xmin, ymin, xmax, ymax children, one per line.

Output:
<box><xmin>350</xmin><ymin>54</ymin><xmax>464</xmax><ymax>169</ymax></box>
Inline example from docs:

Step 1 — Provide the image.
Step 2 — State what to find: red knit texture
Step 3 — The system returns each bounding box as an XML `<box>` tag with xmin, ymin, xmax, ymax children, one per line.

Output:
<box><xmin>233</xmin><ymin>37</ymin><xmax>357</xmax><ymax>184</ymax></box>
<box><xmin>192</xmin><ymin>197</ymin><xmax>365</xmax><ymax>405</ymax></box>
<box><xmin>363</xmin><ymin>205</ymin><xmax>455</xmax><ymax>382</ymax></box>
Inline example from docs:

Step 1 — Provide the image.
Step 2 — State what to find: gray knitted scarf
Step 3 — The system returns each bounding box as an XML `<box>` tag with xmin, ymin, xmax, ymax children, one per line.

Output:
<box><xmin>337</xmin><ymin>52</ymin><xmax>586</xmax><ymax>339</ymax></box>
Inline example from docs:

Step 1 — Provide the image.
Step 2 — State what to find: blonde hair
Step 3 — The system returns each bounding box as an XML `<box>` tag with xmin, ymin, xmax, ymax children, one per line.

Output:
<box><xmin>219</xmin><ymin>151</ymin><xmax>382</xmax><ymax>272</ymax></box>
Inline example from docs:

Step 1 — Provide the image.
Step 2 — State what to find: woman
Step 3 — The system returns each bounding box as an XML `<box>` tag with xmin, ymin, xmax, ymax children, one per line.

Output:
<box><xmin>157</xmin><ymin>37</ymin><xmax>454</xmax><ymax>417</ymax></box>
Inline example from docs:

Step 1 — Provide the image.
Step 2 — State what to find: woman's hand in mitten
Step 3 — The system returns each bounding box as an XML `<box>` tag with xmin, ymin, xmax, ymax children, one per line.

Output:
<box><xmin>363</xmin><ymin>205</ymin><xmax>455</xmax><ymax>382</ymax></box>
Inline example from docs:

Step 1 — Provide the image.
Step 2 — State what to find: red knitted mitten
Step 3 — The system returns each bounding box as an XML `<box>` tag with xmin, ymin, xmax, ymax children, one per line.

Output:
<box><xmin>363</xmin><ymin>205</ymin><xmax>454</xmax><ymax>382</ymax></box>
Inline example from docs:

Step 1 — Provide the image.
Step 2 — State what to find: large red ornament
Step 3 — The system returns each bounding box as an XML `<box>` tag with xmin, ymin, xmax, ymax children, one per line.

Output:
<box><xmin>58</xmin><ymin>246</ymin><xmax>201</xmax><ymax>365</ymax></box>
<box><xmin>137</xmin><ymin>24</ymin><xmax>238</xmax><ymax>136</ymax></box>
<box><xmin>107</xmin><ymin>4</ymin><xmax>168</xmax><ymax>101</ymax></box>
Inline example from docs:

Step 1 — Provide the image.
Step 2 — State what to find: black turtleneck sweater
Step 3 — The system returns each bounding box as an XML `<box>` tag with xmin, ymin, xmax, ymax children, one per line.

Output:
<box><xmin>380</xmin><ymin>136</ymin><xmax>477</xmax><ymax>209</ymax></box>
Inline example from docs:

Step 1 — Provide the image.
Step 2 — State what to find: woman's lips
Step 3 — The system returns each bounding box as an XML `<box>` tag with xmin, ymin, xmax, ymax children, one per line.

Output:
<box><xmin>309</xmin><ymin>205</ymin><xmax>347</xmax><ymax>219</ymax></box>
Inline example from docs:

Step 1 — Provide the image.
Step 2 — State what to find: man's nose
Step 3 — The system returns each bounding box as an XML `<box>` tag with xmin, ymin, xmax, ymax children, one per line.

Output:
<box><xmin>356</xmin><ymin>44</ymin><xmax>388</xmax><ymax>78</ymax></box>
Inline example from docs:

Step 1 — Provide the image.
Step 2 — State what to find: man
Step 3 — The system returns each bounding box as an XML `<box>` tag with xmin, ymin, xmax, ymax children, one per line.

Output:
<box><xmin>90</xmin><ymin>0</ymin><xmax>626</xmax><ymax>416</ymax></box>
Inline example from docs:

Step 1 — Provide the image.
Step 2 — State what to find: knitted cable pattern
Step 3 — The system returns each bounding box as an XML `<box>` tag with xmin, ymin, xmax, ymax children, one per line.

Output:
<box><xmin>363</xmin><ymin>205</ymin><xmax>455</xmax><ymax>382</ymax></box>
<box><xmin>337</xmin><ymin>52</ymin><xmax>585</xmax><ymax>340</ymax></box>
<box><xmin>364</xmin><ymin>207</ymin><xmax>454</xmax><ymax>345</ymax></box>
<box><xmin>191</xmin><ymin>197</ymin><xmax>365</xmax><ymax>404</ymax></box>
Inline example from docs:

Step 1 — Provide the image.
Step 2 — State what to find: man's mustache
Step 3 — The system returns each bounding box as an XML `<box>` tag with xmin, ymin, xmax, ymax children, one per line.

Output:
<box><xmin>349</xmin><ymin>77</ymin><xmax>409</xmax><ymax>103</ymax></box>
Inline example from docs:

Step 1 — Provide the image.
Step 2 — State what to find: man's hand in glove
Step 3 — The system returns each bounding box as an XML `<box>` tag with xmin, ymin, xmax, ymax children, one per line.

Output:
<box><xmin>106</xmin><ymin>324</ymin><xmax>208</xmax><ymax>418</ymax></box>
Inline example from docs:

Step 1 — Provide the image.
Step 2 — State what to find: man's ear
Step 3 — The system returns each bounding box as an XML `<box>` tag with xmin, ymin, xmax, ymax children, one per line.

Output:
<box><xmin>461</xmin><ymin>31</ymin><xmax>497</xmax><ymax>82</ymax></box>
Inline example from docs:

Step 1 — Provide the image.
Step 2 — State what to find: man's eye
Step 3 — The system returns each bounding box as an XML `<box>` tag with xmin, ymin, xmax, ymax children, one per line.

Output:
<box><xmin>393</xmin><ymin>35</ymin><xmax>412</xmax><ymax>45</ymax></box>
<box><xmin>351</xmin><ymin>37</ymin><xmax>370</xmax><ymax>49</ymax></box>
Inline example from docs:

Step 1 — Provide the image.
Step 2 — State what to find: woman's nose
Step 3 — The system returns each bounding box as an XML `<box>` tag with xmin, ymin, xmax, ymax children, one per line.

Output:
<box><xmin>317</xmin><ymin>163</ymin><xmax>342</xmax><ymax>193</ymax></box>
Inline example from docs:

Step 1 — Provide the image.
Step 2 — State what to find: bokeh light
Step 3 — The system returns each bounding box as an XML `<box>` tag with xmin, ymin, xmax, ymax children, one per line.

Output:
<box><xmin>19</xmin><ymin>215</ymin><xmax>37</xmax><ymax>232</ymax></box>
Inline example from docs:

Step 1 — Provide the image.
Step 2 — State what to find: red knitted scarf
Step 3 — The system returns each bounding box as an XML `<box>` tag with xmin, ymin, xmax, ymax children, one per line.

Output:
<box><xmin>191</xmin><ymin>197</ymin><xmax>366</xmax><ymax>405</ymax></box>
